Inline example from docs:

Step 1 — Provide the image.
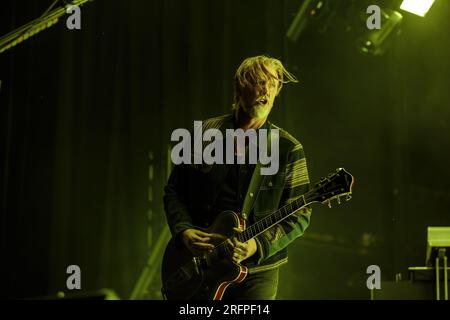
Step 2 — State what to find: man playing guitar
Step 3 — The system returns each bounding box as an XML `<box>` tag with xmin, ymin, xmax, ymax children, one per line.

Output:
<box><xmin>162</xmin><ymin>55</ymin><xmax>313</xmax><ymax>300</ymax></box>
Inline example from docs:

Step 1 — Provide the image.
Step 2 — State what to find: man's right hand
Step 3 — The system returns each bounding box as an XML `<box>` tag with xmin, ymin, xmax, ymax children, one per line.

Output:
<box><xmin>181</xmin><ymin>229</ymin><xmax>216</xmax><ymax>256</ymax></box>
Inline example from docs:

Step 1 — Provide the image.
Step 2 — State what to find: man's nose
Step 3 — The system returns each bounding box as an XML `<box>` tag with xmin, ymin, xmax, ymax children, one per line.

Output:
<box><xmin>260</xmin><ymin>85</ymin><xmax>267</xmax><ymax>95</ymax></box>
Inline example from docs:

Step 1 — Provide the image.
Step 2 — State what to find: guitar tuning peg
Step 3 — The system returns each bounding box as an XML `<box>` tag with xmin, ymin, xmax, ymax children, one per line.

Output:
<box><xmin>346</xmin><ymin>194</ymin><xmax>352</xmax><ymax>201</ymax></box>
<box><xmin>327</xmin><ymin>200</ymin><xmax>332</xmax><ymax>208</ymax></box>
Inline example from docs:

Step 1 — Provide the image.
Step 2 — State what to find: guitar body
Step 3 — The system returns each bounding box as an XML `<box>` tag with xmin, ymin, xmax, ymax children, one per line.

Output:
<box><xmin>161</xmin><ymin>210</ymin><xmax>248</xmax><ymax>300</ymax></box>
<box><xmin>161</xmin><ymin>168</ymin><xmax>355</xmax><ymax>300</ymax></box>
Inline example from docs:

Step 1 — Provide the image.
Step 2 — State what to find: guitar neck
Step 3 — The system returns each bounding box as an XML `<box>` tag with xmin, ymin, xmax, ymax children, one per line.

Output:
<box><xmin>238</xmin><ymin>194</ymin><xmax>308</xmax><ymax>242</ymax></box>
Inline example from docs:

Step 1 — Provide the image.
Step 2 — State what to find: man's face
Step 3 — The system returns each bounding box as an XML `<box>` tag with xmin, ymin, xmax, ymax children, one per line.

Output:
<box><xmin>240</xmin><ymin>65</ymin><xmax>280</xmax><ymax>120</ymax></box>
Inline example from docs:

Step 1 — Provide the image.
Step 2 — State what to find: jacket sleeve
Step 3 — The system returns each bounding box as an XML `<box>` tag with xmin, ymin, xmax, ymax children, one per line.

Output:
<box><xmin>163</xmin><ymin>164</ymin><xmax>195</xmax><ymax>238</ymax></box>
<box><xmin>254</xmin><ymin>142</ymin><xmax>312</xmax><ymax>263</ymax></box>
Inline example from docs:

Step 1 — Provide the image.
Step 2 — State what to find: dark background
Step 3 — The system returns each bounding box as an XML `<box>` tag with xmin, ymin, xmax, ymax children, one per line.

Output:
<box><xmin>1</xmin><ymin>0</ymin><xmax>449</xmax><ymax>299</ymax></box>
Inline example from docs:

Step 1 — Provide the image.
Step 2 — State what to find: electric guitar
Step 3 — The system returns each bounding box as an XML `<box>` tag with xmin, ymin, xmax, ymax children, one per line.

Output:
<box><xmin>161</xmin><ymin>168</ymin><xmax>355</xmax><ymax>300</ymax></box>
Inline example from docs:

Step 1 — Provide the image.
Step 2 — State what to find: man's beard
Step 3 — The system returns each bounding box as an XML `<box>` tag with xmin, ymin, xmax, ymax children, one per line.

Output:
<box><xmin>242</xmin><ymin>102</ymin><xmax>271</xmax><ymax>119</ymax></box>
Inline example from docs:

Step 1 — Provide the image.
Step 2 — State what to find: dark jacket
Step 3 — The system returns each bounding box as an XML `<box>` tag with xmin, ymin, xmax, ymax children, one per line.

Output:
<box><xmin>163</xmin><ymin>113</ymin><xmax>312</xmax><ymax>273</ymax></box>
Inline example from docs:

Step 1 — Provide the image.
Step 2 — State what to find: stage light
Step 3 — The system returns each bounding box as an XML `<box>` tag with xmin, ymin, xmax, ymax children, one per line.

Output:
<box><xmin>400</xmin><ymin>0</ymin><xmax>435</xmax><ymax>17</ymax></box>
<box><xmin>286</xmin><ymin>0</ymin><xmax>338</xmax><ymax>42</ymax></box>
<box><xmin>358</xmin><ymin>8</ymin><xmax>403</xmax><ymax>56</ymax></box>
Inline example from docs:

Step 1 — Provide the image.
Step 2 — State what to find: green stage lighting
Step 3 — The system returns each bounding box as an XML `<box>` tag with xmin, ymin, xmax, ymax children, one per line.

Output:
<box><xmin>400</xmin><ymin>0</ymin><xmax>435</xmax><ymax>17</ymax></box>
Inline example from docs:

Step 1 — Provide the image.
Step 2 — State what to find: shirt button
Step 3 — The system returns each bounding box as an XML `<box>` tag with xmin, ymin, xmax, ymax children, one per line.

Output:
<box><xmin>250</xmin><ymin>192</ymin><xmax>254</xmax><ymax>197</ymax></box>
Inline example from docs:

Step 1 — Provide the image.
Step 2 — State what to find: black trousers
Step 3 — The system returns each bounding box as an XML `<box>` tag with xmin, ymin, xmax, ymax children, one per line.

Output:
<box><xmin>222</xmin><ymin>268</ymin><xmax>279</xmax><ymax>300</ymax></box>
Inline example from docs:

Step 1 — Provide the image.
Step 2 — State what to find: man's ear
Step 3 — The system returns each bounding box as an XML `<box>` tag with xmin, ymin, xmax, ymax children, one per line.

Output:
<box><xmin>276</xmin><ymin>83</ymin><xmax>283</xmax><ymax>96</ymax></box>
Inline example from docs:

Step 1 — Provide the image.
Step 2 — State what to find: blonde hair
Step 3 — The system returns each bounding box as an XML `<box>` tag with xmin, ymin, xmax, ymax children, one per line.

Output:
<box><xmin>232</xmin><ymin>55</ymin><xmax>298</xmax><ymax>109</ymax></box>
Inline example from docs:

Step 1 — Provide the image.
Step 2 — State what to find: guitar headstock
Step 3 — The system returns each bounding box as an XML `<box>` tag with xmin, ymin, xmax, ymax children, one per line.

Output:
<box><xmin>305</xmin><ymin>168</ymin><xmax>355</xmax><ymax>208</ymax></box>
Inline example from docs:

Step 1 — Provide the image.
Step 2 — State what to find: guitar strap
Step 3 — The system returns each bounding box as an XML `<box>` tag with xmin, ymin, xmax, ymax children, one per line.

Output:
<box><xmin>240</xmin><ymin>123</ymin><xmax>272</xmax><ymax>220</ymax></box>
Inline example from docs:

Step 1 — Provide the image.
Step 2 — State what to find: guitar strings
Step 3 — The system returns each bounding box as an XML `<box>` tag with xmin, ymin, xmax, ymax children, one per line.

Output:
<box><xmin>204</xmin><ymin>197</ymin><xmax>304</xmax><ymax>261</ymax></box>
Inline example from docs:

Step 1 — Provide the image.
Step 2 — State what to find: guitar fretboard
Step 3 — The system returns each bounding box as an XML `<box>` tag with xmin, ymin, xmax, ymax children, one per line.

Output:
<box><xmin>237</xmin><ymin>194</ymin><xmax>307</xmax><ymax>242</ymax></box>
